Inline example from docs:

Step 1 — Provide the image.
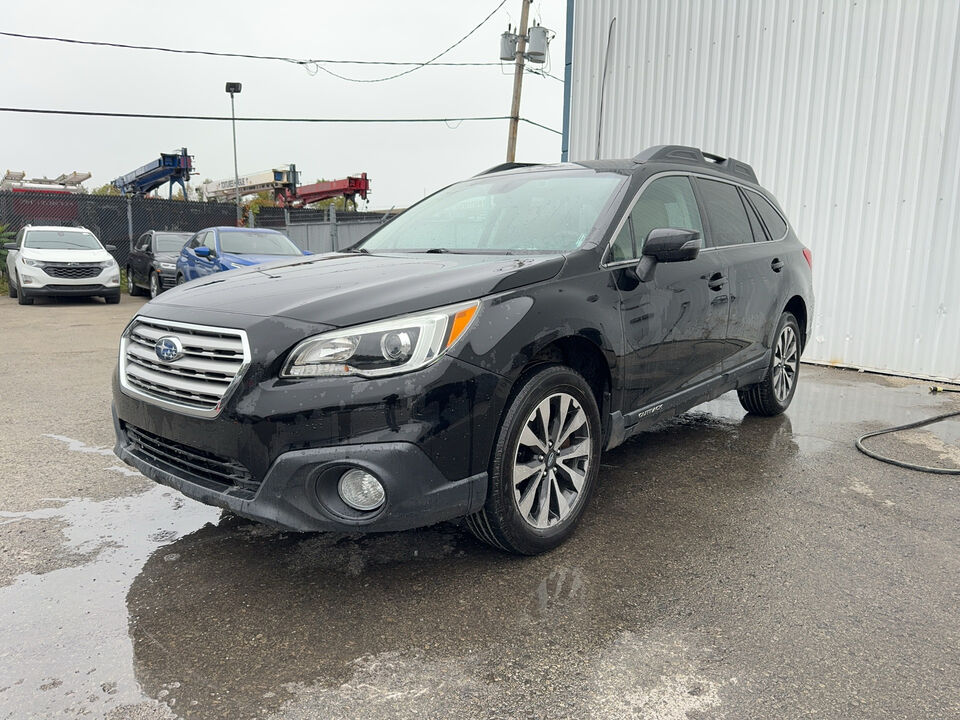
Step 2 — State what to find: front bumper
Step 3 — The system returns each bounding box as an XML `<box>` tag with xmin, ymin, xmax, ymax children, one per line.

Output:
<box><xmin>23</xmin><ymin>283</ymin><xmax>120</xmax><ymax>297</ymax></box>
<box><xmin>114</xmin><ymin>408</ymin><xmax>487</xmax><ymax>532</ymax></box>
<box><xmin>19</xmin><ymin>264</ymin><xmax>120</xmax><ymax>294</ymax></box>
<box><xmin>112</xmin><ymin>330</ymin><xmax>511</xmax><ymax>533</ymax></box>
<box><xmin>156</xmin><ymin>267</ymin><xmax>178</xmax><ymax>289</ymax></box>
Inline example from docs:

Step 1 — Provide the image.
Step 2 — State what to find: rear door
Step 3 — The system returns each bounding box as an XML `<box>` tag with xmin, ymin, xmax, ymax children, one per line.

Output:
<box><xmin>695</xmin><ymin>178</ymin><xmax>786</xmax><ymax>372</ymax></box>
<box><xmin>613</xmin><ymin>174</ymin><xmax>732</xmax><ymax>412</ymax></box>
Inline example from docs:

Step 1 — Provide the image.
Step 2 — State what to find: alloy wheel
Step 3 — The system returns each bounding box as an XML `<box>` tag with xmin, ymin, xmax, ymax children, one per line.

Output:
<box><xmin>126</xmin><ymin>271</ymin><xmax>134</xmax><ymax>295</ymax></box>
<box><xmin>512</xmin><ymin>392</ymin><xmax>591</xmax><ymax>529</ymax></box>
<box><xmin>772</xmin><ymin>325</ymin><xmax>799</xmax><ymax>402</ymax></box>
<box><xmin>150</xmin><ymin>273</ymin><xmax>160</xmax><ymax>298</ymax></box>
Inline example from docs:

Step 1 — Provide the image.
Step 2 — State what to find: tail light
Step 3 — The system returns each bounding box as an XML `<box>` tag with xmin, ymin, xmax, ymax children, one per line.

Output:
<box><xmin>802</xmin><ymin>248</ymin><xmax>812</xmax><ymax>268</ymax></box>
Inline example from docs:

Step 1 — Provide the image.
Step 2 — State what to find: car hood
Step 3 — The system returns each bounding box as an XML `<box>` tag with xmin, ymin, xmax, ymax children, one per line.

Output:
<box><xmin>17</xmin><ymin>248</ymin><xmax>113</xmax><ymax>263</ymax></box>
<box><xmin>152</xmin><ymin>251</ymin><xmax>565</xmax><ymax>327</ymax></box>
<box><xmin>155</xmin><ymin>252</ymin><xmax>179</xmax><ymax>263</ymax></box>
<box><xmin>220</xmin><ymin>252</ymin><xmax>303</xmax><ymax>267</ymax></box>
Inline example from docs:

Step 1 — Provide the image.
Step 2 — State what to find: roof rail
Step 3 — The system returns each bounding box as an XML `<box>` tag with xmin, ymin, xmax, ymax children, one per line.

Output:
<box><xmin>475</xmin><ymin>162</ymin><xmax>541</xmax><ymax>176</ymax></box>
<box><xmin>632</xmin><ymin>145</ymin><xmax>758</xmax><ymax>184</ymax></box>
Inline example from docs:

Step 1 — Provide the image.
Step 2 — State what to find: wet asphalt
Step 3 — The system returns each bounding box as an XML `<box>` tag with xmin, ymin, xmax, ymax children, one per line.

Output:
<box><xmin>0</xmin><ymin>294</ymin><xmax>958</xmax><ymax>720</ymax></box>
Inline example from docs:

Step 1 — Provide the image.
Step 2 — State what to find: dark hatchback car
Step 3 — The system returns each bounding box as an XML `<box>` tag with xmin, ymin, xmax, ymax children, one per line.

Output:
<box><xmin>127</xmin><ymin>230</ymin><xmax>193</xmax><ymax>299</ymax></box>
<box><xmin>112</xmin><ymin>145</ymin><xmax>813</xmax><ymax>554</ymax></box>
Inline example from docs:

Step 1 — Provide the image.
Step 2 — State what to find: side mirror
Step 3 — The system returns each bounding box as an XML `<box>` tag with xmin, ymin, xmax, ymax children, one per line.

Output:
<box><xmin>2</xmin><ymin>243</ymin><xmax>18</xmax><ymax>251</ymax></box>
<box><xmin>194</xmin><ymin>246</ymin><xmax>212</xmax><ymax>258</ymax></box>
<box><xmin>105</xmin><ymin>244</ymin><xmax>117</xmax><ymax>251</ymax></box>
<box><xmin>634</xmin><ymin>228</ymin><xmax>701</xmax><ymax>282</ymax></box>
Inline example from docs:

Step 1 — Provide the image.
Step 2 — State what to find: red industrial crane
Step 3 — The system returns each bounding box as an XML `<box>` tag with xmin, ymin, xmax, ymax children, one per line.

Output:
<box><xmin>276</xmin><ymin>173</ymin><xmax>370</xmax><ymax>208</ymax></box>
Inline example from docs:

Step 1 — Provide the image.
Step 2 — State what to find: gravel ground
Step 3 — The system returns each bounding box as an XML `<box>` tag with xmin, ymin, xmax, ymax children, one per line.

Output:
<box><xmin>0</xmin><ymin>294</ymin><xmax>958</xmax><ymax>720</ymax></box>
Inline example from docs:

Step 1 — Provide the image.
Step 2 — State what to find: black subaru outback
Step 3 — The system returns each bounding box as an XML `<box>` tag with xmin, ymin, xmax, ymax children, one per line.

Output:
<box><xmin>112</xmin><ymin>145</ymin><xmax>813</xmax><ymax>554</ymax></box>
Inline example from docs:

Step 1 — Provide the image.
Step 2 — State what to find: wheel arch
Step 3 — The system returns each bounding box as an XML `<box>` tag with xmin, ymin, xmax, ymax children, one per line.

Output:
<box><xmin>517</xmin><ymin>334</ymin><xmax>614</xmax><ymax>445</ymax></box>
<box><xmin>783</xmin><ymin>295</ymin><xmax>808</xmax><ymax>351</ymax></box>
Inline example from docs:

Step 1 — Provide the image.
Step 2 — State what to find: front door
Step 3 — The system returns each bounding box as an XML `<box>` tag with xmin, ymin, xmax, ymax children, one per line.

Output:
<box><xmin>612</xmin><ymin>175</ymin><xmax>731</xmax><ymax>412</ymax></box>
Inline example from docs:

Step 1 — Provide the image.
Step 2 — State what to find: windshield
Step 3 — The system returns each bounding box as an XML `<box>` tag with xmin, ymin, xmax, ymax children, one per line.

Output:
<box><xmin>359</xmin><ymin>169</ymin><xmax>626</xmax><ymax>253</ymax></box>
<box><xmin>219</xmin><ymin>231</ymin><xmax>302</xmax><ymax>256</ymax></box>
<box><xmin>155</xmin><ymin>233</ymin><xmax>191</xmax><ymax>253</ymax></box>
<box><xmin>22</xmin><ymin>229</ymin><xmax>102</xmax><ymax>250</ymax></box>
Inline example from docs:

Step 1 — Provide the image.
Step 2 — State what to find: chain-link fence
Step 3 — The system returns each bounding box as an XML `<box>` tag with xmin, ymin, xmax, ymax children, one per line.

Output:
<box><xmin>0</xmin><ymin>190</ymin><xmax>393</xmax><ymax>266</ymax></box>
<box><xmin>0</xmin><ymin>191</ymin><xmax>236</xmax><ymax>267</ymax></box>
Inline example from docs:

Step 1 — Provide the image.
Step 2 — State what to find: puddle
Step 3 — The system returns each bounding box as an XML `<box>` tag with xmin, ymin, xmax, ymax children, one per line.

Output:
<box><xmin>0</xmin><ymin>488</ymin><xmax>219</xmax><ymax>718</ymax></box>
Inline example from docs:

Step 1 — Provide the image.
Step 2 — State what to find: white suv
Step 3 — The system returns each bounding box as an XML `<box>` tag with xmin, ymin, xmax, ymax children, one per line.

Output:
<box><xmin>4</xmin><ymin>226</ymin><xmax>121</xmax><ymax>305</ymax></box>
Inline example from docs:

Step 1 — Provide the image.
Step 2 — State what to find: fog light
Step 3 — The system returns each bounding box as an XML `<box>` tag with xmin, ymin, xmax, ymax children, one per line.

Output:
<box><xmin>338</xmin><ymin>469</ymin><xmax>385</xmax><ymax>511</ymax></box>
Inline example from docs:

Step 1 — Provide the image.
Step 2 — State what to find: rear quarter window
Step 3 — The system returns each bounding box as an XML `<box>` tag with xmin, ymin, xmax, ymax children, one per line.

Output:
<box><xmin>747</xmin><ymin>190</ymin><xmax>789</xmax><ymax>239</ymax></box>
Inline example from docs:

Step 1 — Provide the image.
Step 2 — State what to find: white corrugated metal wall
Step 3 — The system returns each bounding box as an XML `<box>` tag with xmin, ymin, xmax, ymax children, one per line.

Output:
<box><xmin>567</xmin><ymin>0</ymin><xmax>960</xmax><ymax>381</ymax></box>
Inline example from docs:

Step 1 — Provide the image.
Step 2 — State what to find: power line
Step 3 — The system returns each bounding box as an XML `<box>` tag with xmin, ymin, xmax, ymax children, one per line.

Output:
<box><xmin>0</xmin><ymin>30</ymin><xmax>502</xmax><ymax>68</ymax></box>
<box><xmin>307</xmin><ymin>0</ymin><xmax>509</xmax><ymax>82</ymax></box>
<box><xmin>0</xmin><ymin>106</ymin><xmax>561</xmax><ymax>134</ymax></box>
<box><xmin>0</xmin><ymin>0</ymin><xmax>510</xmax><ymax>83</ymax></box>
<box><xmin>525</xmin><ymin>68</ymin><xmax>564</xmax><ymax>83</ymax></box>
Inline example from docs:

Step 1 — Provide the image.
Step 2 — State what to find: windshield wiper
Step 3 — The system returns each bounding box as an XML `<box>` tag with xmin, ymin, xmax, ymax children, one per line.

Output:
<box><xmin>424</xmin><ymin>248</ymin><xmax>449</xmax><ymax>253</ymax></box>
<box><xmin>346</xmin><ymin>247</ymin><xmax>369</xmax><ymax>253</ymax></box>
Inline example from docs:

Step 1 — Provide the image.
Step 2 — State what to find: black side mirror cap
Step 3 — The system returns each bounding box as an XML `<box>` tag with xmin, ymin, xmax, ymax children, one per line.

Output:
<box><xmin>634</xmin><ymin>228</ymin><xmax>701</xmax><ymax>282</ymax></box>
<box><xmin>105</xmin><ymin>244</ymin><xmax>117</xmax><ymax>251</ymax></box>
<box><xmin>2</xmin><ymin>243</ymin><xmax>18</xmax><ymax>251</ymax></box>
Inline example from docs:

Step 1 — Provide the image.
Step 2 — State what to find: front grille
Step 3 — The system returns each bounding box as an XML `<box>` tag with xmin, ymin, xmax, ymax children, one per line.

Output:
<box><xmin>120</xmin><ymin>316</ymin><xmax>249</xmax><ymax>417</ymax></box>
<box><xmin>124</xmin><ymin>423</ymin><xmax>258</xmax><ymax>496</ymax></box>
<box><xmin>43</xmin><ymin>263</ymin><xmax>102</xmax><ymax>279</ymax></box>
<box><xmin>46</xmin><ymin>284</ymin><xmax>102</xmax><ymax>291</ymax></box>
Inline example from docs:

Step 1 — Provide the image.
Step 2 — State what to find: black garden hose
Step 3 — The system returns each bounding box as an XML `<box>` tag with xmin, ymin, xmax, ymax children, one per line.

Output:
<box><xmin>855</xmin><ymin>387</ymin><xmax>960</xmax><ymax>474</ymax></box>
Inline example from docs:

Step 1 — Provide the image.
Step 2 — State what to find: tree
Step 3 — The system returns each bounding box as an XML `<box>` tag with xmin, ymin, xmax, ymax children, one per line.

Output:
<box><xmin>90</xmin><ymin>183</ymin><xmax>121</xmax><ymax>196</ymax></box>
<box><xmin>246</xmin><ymin>191</ymin><xmax>277</xmax><ymax>215</ymax></box>
<box><xmin>0</xmin><ymin>223</ymin><xmax>14</xmax><ymax>283</ymax></box>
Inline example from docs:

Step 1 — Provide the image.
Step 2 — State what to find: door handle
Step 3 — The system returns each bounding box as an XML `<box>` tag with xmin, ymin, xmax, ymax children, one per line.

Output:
<box><xmin>771</xmin><ymin>258</ymin><xmax>784</xmax><ymax>272</ymax></box>
<box><xmin>707</xmin><ymin>272</ymin><xmax>726</xmax><ymax>291</ymax></box>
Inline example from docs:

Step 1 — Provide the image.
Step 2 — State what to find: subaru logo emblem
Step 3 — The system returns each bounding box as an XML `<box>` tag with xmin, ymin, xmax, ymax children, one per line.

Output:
<box><xmin>155</xmin><ymin>336</ymin><xmax>183</xmax><ymax>363</ymax></box>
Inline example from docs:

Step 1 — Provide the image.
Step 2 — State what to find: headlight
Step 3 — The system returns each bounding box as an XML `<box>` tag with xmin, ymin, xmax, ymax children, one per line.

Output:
<box><xmin>281</xmin><ymin>300</ymin><xmax>479</xmax><ymax>378</ymax></box>
<box><xmin>99</xmin><ymin>259</ymin><xmax>118</xmax><ymax>269</ymax></box>
<box><xmin>159</xmin><ymin>262</ymin><xmax>176</xmax><ymax>270</ymax></box>
<box><xmin>22</xmin><ymin>257</ymin><xmax>44</xmax><ymax>268</ymax></box>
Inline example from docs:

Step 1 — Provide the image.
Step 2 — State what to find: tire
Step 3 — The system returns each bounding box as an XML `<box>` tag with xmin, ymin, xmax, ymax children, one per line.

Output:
<box><xmin>738</xmin><ymin>312</ymin><xmax>801</xmax><ymax>416</ymax></box>
<box><xmin>7</xmin><ymin>275</ymin><xmax>16</xmax><ymax>298</ymax></box>
<box><xmin>149</xmin><ymin>272</ymin><xmax>161</xmax><ymax>299</ymax></box>
<box><xmin>176</xmin><ymin>273</ymin><xmax>185</xmax><ymax>286</ymax></box>
<box><xmin>127</xmin><ymin>268</ymin><xmax>143</xmax><ymax>296</ymax></box>
<box><xmin>16</xmin><ymin>274</ymin><xmax>33</xmax><ymax>305</ymax></box>
<box><xmin>466</xmin><ymin>364</ymin><xmax>602</xmax><ymax>555</ymax></box>
<box><xmin>104</xmin><ymin>294</ymin><xmax>121</xmax><ymax>304</ymax></box>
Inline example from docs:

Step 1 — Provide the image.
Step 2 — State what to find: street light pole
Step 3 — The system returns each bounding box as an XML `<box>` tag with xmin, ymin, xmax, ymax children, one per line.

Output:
<box><xmin>225</xmin><ymin>82</ymin><xmax>243</xmax><ymax>225</ymax></box>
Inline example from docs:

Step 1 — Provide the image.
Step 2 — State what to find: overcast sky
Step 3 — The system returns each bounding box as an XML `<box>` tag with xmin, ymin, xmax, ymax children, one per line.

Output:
<box><xmin>1</xmin><ymin>0</ymin><xmax>566</xmax><ymax>209</ymax></box>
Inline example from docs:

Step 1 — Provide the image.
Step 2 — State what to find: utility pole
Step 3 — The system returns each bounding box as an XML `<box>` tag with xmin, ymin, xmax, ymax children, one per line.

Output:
<box><xmin>505</xmin><ymin>0</ymin><xmax>532</xmax><ymax>163</ymax></box>
<box><xmin>225</xmin><ymin>82</ymin><xmax>243</xmax><ymax>226</ymax></box>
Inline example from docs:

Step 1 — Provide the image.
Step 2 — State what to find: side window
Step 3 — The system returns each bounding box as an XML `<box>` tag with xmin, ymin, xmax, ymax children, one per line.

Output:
<box><xmin>609</xmin><ymin>176</ymin><xmax>704</xmax><ymax>262</ymax></box>
<box><xmin>186</xmin><ymin>233</ymin><xmax>201</xmax><ymax>249</ymax></box>
<box><xmin>136</xmin><ymin>233</ymin><xmax>150</xmax><ymax>252</ymax></box>
<box><xmin>697</xmin><ymin>179</ymin><xmax>753</xmax><ymax>246</ymax></box>
<box><xmin>747</xmin><ymin>190</ymin><xmax>789</xmax><ymax>239</ymax></box>
<box><xmin>609</xmin><ymin>222</ymin><xmax>634</xmax><ymax>263</ymax></box>
<box><xmin>202</xmin><ymin>232</ymin><xmax>218</xmax><ymax>253</ymax></box>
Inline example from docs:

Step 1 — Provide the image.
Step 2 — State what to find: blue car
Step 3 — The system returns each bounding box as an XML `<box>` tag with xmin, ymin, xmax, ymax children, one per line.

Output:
<box><xmin>175</xmin><ymin>227</ymin><xmax>307</xmax><ymax>284</ymax></box>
